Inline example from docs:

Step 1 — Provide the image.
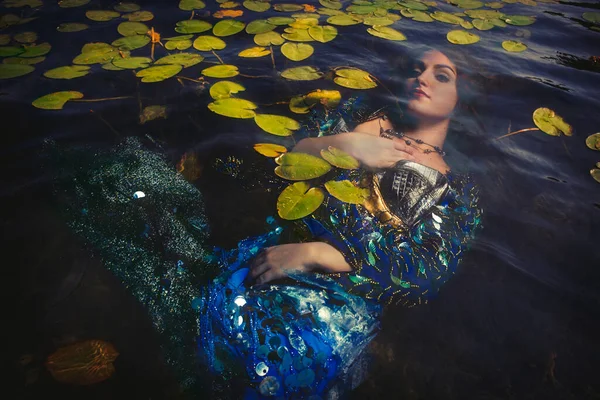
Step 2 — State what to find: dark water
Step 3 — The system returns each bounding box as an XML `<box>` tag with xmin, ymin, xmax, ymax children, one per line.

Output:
<box><xmin>2</xmin><ymin>0</ymin><xmax>600</xmax><ymax>399</ymax></box>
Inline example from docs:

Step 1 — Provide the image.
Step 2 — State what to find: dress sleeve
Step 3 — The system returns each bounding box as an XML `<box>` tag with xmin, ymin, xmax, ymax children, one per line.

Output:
<box><xmin>304</xmin><ymin>174</ymin><xmax>483</xmax><ymax>307</ymax></box>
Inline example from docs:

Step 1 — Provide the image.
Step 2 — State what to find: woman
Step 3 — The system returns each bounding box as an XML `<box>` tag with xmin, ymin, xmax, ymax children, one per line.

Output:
<box><xmin>197</xmin><ymin>47</ymin><xmax>483</xmax><ymax>398</ymax></box>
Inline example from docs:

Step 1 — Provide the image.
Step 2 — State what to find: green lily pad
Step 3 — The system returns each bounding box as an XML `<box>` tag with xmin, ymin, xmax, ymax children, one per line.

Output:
<box><xmin>267</xmin><ymin>16</ymin><xmax>295</xmax><ymax>25</ymax></box>
<box><xmin>320</xmin><ymin>146</ymin><xmax>359</xmax><ymax>169</ymax></box>
<box><xmin>136</xmin><ymin>64</ymin><xmax>182</xmax><ymax>82</ymax></box>
<box><xmin>73</xmin><ymin>43</ymin><xmax>120</xmax><ymax>65</ymax></box>
<box><xmin>401</xmin><ymin>9</ymin><xmax>434</xmax><ymax>21</ymax></box>
<box><xmin>213</xmin><ymin>19</ymin><xmax>246</xmax><ymax>37</ymax></box>
<box><xmin>274</xmin><ymin>152</ymin><xmax>332</xmax><ymax>180</ymax></box>
<box><xmin>289</xmin><ymin>96</ymin><xmax>310</xmax><ymax>114</ymax></box>
<box><xmin>319</xmin><ymin>0</ymin><xmax>342</xmax><ymax>9</ymax></box>
<box><xmin>502</xmin><ymin>40</ymin><xmax>527</xmax><ymax>52</ymax></box>
<box><xmin>324</xmin><ymin>180</ymin><xmax>369</xmax><ymax>204</ymax></box>
<box><xmin>367</xmin><ymin>25</ymin><xmax>407</xmax><ymax>40</ymax></box>
<box><xmin>446</xmin><ymin>30</ymin><xmax>480</xmax><ymax>44</ymax></box>
<box><xmin>590</xmin><ymin>169</ymin><xmax>600</xmax><ymax>183</ymax></box>
<box><xmin>431</xmin><ymin>11</ymin><xmax>464</xmax><ymax>24</ymax></box>
<box><xmin>449</xmin><ymin>0</ymin><xmax>483</xmax><ymax>9</ymax></box>
<box><xmin>460</xmin><ymin>20</ymin><xmax>473</xmax><ymax>29</ymax></box>
<box><xmin>238</xmin><ymin>46</ymin><xmax>271</xmax><ymax>57</ymax></box>
<box><xmin>363</xmin><ymin>16</ymin><xmax>395</xmax><ymax>26</ymax></box>
<box><xmin>155</xmin><ymin>53</ymin><xmax>203</xmax><ymax>68</ymax></box>
<box><xmin>397</xmin><ymin>0</ymin><xmax>428</xmax><ymax>10</ymax></box>
<box><xmin>255</xmin><ymin>114</ymin><xmax>300</xmax><ymax>136</ymax></box>
<box><xmin>246</xmin><ymin>19</ymin><xmax>276</xmax><ymax>34</ymax></box>
<box><xmin>488</xmin><ymin>1</ymin><xmax>504</xmax><ymax>8</ymax></box>
<box><xmin>123</xmin><ymin>11</ymin><xmax>154</xmax><ymax>21</ymax></box>
<box><xmin>32</xmin><ymin>91</ymin><xmax>83</xmax><ymax>109</ymax></box>
<box><xmin>111</xmin><ymin>35</ymin><xmax>150</xmax><ymax>51</ymax></box>
<box><xmin>86</xmin><ymin>10</ymin><xmax>121</xmax><ymax>22</ymax></box>
<box><xmin>243</xmin><ymin>0</ymin><xmax>271</xmax><ymax>12</ymax></box>
<box><xmin>3</xmin><ymin>0</ymin><xmax>42</xmax><ymax>6</ymax></box>
<box><xmin>179</xmin><ymin>0</ymin><xmax>205</xmax><ymax>10</ymax></box>
<box><xmin>0</xmin><ymin>46</ymin><xmax>24</xmax><ymax>57</ymax></box>
<box><xmin>193</xmin><ymin>35</ymin><xmax>226</xmax><ymax>51</ymax></box>
<box><xmin>2</xmin><ymin>56</ymin><xmax>44</xmax><ymax>64</ymax></box>
<box><xmin>254</xmin><ymin>143</ymin><xmax>287</xmax><ymax>157</ymax></box>
<box><xmin>347</xmin><ymin>4</ymin><xmax>376</xmax><ymax>14</ymax></box>
<box><xmin>0</xmin><ymin>34</ymin><xmax>10</xmax><ymax>45</ymax></box>
<box><xmin>582</xmin><ymin>12</ymin><xmax>600</xmax><ymax>24</ymax></box>
<box><xmin>503</xmin><ymin>15</ymin><xmax>536</xmax><ymax>26</ymax></box>
<box><xmin>532</xmin><ymin>107</ymin><xmax>572</xmax><ymax>136</ymax></box>
<box><xmin>277</xmin><ymin>181</ymin><xmax>325</xmax><ymax>220</ymax></box>
<box><xmin>44</xmin><ymin>65</ymin><xmax>91</xmax><ymax>79</ymax></box>
<box><xmin>281</xmin><ymin>42</ymin><xmax>314</xmax><ymax>61</ymax></box>
<box><xmin>289</xmin><ymin>18</ymin><xmax>319</xmax><ymax>29</ymax></box>
<box><xmin>465</xmin><ymin>9</ymin><xmax>504</xmax><ymax>19</ymax></box>
<box><xmin>165</xmin><ymin>38</ymin><xmax>192</xmax><ymax>50</ymax></box>
<box><xmin>282</xmin><ymin>28</ymin><xmax>315</xmax><ymax>42</ymax></box>
<box><xmin>209</xmin><ymin>80</ymin><xmax>245</xmax><ymax>99</ymax></box>
<box><xmin>585</xmin><ymin>133</ymin><xmax>600</xmax><ymax>151</ymax></box>
<box><xmin>20</xmin><ymin>42</ymin><xmax>51</xmax><ymax>57</ymax></box>
<box><xmin>327</xmin><ymin>14</ymin><xmax>362</xmax><ymax>25</ymax></box>
<box><xmin>219</xmin><ymin>1</ymin><xmax>241</xmax><ymax>9</ymax></box>
<box><xmin>13</xmin><ymin>31</ymin><xmax>37</xmax><ymax>43</ymax></box>
<box><xmin>0</xmin><ymin>14</ymin><xmax>37</xmax><ymax>29</ymax></box>
<box><xmin>112</xmin><ymin>56</ymin><xmax>152</xmax><ymax>69</ymax></box>
<box><xmin>208</xmin><ymin>98</ymin><xmax>257</xmax><ymax>118</ymax></box>
<box><xmin>490</xmin><ymin>18</ymin><xmax>507</xmax><ymax>27</ymax></box>
<box><xmin>58</xmin><ymin>0</ymin><xmax>89</xmax><ymax>7</ymax></box>
<box><xmin>281</xmin><ymin>66</ymin><xmax>323</xmax><ymax>81</ymax></box>
<box><xmin>102</xmin><ymin>62</ymin><xmax>124</xmax><ymax>70</ymax></box>
<box><xmin>307</xmin><ymin>25</ymin><xmax>338</xmax><ymax>42</ymax></box>
<box><xmin>254</xmin><ymin>31</ymin><xmax>285</xmax><ymax>46</ymax></box>
<box><xmin>139</xmin><ymin>105</ymin><xmax>167</xmax><ymax>124</ymax></box>
<box><xmin>175</xmin><ymin>20</ymin><xmax>212</xmax><ymax>34</ymax></box>
<box><xmin>0</xmin><ymin>63</ymin><xmax>34</xmax><ymax>79</ymax></box>
<box><xmin>114</xmin><ymin>2</ymin><xmax>141</xmax><ymax>12</ymax></box>
<box><xmin>334</xmin><ymin>68</ymin><xmax>377</xmax><ymax>89</ymax></box>
<box><xmin>472</xmin><ymin>19</ymin><xmax>494</xmax><ymax>30</ymax></box>
<box><xmin>57</xmin><ymin>22</ymin><xmax>89</xmax><ymax>32</ymax></box>
<box><xmin>273</xmin><ymin>3</ymin><xmax>304</xmax><ymax>12</ymax></box>
<box><xmin>202</xmin><ymin>64</ymin><xmax>239</xmax><ymax>78</ymax></box>
<box><xmin>117</xmin><ymin>22</ymin><xmax>149</xmax><ymax>36</ymax></box>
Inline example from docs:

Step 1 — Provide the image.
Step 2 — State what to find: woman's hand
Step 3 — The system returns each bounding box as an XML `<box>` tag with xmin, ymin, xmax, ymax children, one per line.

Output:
<box><xmin>336</xmin><ymin>131</ymin><xmax>415</xmax><ymax>170</ymax></box>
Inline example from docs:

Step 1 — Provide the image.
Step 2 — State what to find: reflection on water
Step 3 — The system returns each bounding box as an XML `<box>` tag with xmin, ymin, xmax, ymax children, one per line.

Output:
<box><xmin>2</xmin><ymin>0</ymin><xmax>600</xmax><ymax>399</ymax></box>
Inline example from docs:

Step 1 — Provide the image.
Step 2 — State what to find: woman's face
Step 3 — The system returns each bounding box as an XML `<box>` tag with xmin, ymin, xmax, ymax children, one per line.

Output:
<box><xmin>404</xmin><ymin>50</ymin><xmax>459</xmax><ymax>121</ymax></box>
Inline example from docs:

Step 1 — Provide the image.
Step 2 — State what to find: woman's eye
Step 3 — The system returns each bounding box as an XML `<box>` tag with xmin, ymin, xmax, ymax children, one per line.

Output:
<box><xmin>410</xmin><ymin>69</ymin><xmax>422</xmax><ymax>77</ymax></box>
<box><xmin>436</xmin><ymin>74</ymin><xmax>450</xmax><ymax>83</ymax></box>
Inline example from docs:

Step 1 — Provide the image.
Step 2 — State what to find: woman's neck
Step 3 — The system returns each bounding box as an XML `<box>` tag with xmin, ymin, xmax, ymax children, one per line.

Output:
<box><xmin>403</xmin><ymin>117</ymin><xmax>449</xmax><ymax>150</ymax></box>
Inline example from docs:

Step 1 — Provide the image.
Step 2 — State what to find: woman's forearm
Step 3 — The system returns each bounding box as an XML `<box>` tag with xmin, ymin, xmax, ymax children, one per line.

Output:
<box><xmin>292</xmin><ymin>133</ymin><xmax>352</xmax><ymax>157</ymax></box>
<box><xmin>306</xmin><ymin>241</ymin><xmax>353</xmax><ymax>273</ymax></box>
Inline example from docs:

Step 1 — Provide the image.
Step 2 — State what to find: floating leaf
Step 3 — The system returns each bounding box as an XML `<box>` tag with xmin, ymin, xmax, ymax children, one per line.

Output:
<box><xmin>2</xmin><ymin>55</ymin><xmax>44</xmax><ymax>64</ymax></box>
<box><xmin>117</xmin><ymin>22</ymin><xmax>148</xmax><ymax>36</ymax></box>
<box><xmin>267</xmin><ymin>16</ymin><xmax>295</xmax><ymax>25</ymax></box>
<box><xmin>0</xmin><ymin>46</ymin><xmax>24</xmax><ymax>57</ymax></box>
<box><xmin>449</xmin><ymin>0</ymin><xmax>483</xmax><ymax>9</ymax></box>
<box><xmin>220</xmin><ymin>1</ymin><xmax>240</xmax><ymax>8</ymax></box>
<box><xmin>112</xmin><ymin>56</ymin><xmax>152</xmax><ymax>69</ymax></box>
<box><xmin>202</xmin><ymin>64</ymin><xmax>238</xmax><ymax>78</ymax></box>
<box><xmin>401</xmin><ymin>9</ymin><xmax>433</xmax><ymax>21</ymax></box>
<box><xmin>274</xmin><ymin>152</ymin><xmax>332</xmax><ymax>180</ymax></box>
<box><xmin>175</xmin><ymin>20</ymin><xmax>212</xmax><ymax>34</ymax></box>
<box><xmin>319</xmin><ymin>0</ymin><xmax>342</xmax><ymax>9</ymax></box>
<box><xmin>114</xmin><ymin>2</ymin><xmax>140</xmax><ymax>12</ymax></box>
<box><xmin>460</xmin><ymin>20</ymin><xmax>473</xmax><ymax>29</ymax></box>
<box><xmin>255</xmin><ymin>114</ymin><xmax>300</xmax><ymax>136</ymax></box>
<box><xmin>585</xmin><ymin>133</ymin><xmax>600</xmax><ymax>151</ymax></box>
<box><xmin>254</xmin><ymin>143</ymin><xmax>287</xmax><ymax>157</ymax></box>
<box><xmin>289</xmin><ymin>96</ymin><xmax>310</xmax><ymax>114</ymax></box>
<box><xmin>2</xmin><ymin>0</ymin><xmax>41</xmax><ymax>6</ymax></box>
<box><xmin>238</xmin><ymin>46</ymin><xmax>271</xmax><ymax>57</ymax></box>
<box><xmin>324</xmin><ymin>180</ymin><xmax>369</xmax><ymax>204</ymax></box>
<box><xmin>136</xmin><ymin>64</ymin><xmax>182</xmax><ymax>82</ymax></box>
<box><xmin>503</xmin><ymin>15</ymin><xmax>536</xmax><ymax>26</ymax></box>
<box><xmin>112</xmin><ymin>35</ymin><xmax>150</xmax><ymax>50</ymax></box>
<box><xmin>363</xmin><ymin>16</ymin><xmax>395</xmax><ymax>26</ymax></box>
<box><xmin>274</xmin><ymin>3</ymin><xmax>304</xmax><ymax>12</ymax></box>
<box><xmin>58</xmin><ymin>0</ymin><xmax>90</xmax><ymax>7</ymax></box>
<box><xmin>164</xmin><ymin>37</ymin><xmax>192</xmax><ymax>50</ymax></box>
<box><xmin>73</xmin><ymin>43</ymin><xmax>120</xmax><ymax>65</ymax></box>
<box><xmin>367</xmin><ymin>25</ymin><xmax>407</xmax><ymax>40</ymax></box>
<box><xmin>0</xmin><ymin>34</ymin><xmax>9</xmax><ymax>45</ymax></box>
<box><xmin>347</xmin><ymin>4</ymin><xmax>376</xmax><ymax>14</ymax></box>
<box><xmin>320</xmin><ymin>146</ymin><xmax>359</xmax><ymax>169</ymax></box>
<box><xmin>193</xmin><ymin>35</ymin><xmax>226</xmax><ymax>51</ymax></box>
<box><xmin>214</xmin><ymin>9</ymin><xmax>244</xmax><ymax>18</ymax></box>
<box><xmin>281</xmin><ymin>66</ymin><xmax>323</xmax><ymax>81</ymax></box>
<box><xmin>446</xmin><ymin>30</ymin><xmax>480</xmax><ymax>44</ymax></box>
<box><xmin>155</xmin><ymin>53</ymin><xmax>203</xmax><ymax>68</ymax></box>
<box><xmin>532</xmin><ymin>107</ymin><xmax>572</xmax><ymax>136</ymax></box>
<box><xmin>431</xmin><ymin>11</ymin><xmax>464</xmax><ymax>24</ymax></box>
<box><xmin>244</xmin><ymin>0</ymin><xmax>271</xmax><ymax>12</ymax></box>
<box><xmin>582</xmin><ymin>12</ymin><xmax>600</xmax><ymax>24</ymax></box>
<box><xmin>307</xmin><ymin>25</ymin><xmax>338</xmax><ymax>42</ymax></box>
<box><xmin>502</xmin><ymin>40</ymin><xmax>527</xmax><ymax>52</ymax></box>
<box><xmin>397</xmin><ymin>0</ymin><xmax>428</xmax><ymax>10</ymax></box>
<box><xmin>472</xmin><ymin>19</ymin><xmax>494</xmax><ymax>30</ymax></box>
<box><xmin>289</xmin><ymin>18</ymin><xmax>319</xmax><ymax>29</ymax></box>
<box><xmin>208</xmin><ymin>98</ymin><xmax>257</xmax><ymax>118</ymax></box>
<box><xmin>245</xmin><ymin>20</ymin><xmax>275</xmax><ymax>34</ymax></box>
<box><xmin>213</xmin><ymin>19</ymin><xmax>246</xmax><ymax>36</ymax></box>
<box><xmin>44</xmin><ymin>65</ymin><xmax>91</xmax><ymax>79</ymax></box>
<box><xmin>14</xmin><ymin>31</ymin><xmax>37</xmax><ymax>43</ymax></box>
<box><xmin>305</xmin><ymin>89</ymin><xmax>341</xmax><ymax>108</ymax></box>
<box><xmin>32</xmin><ymin>91</ymin><xmax>83</xmax><ymax>109</ymax></box>
<box><xmin>0</xmin><ymin>63</ymin><xmax>34</xmax><ymax>79</ymax></box>
<box><xmin>590</xmin><ymin>169</ymin><xmax>600</xmax><ymax>183</ymax></box>
<box><xmin>179</xmin><ymin>0</ymin><xmax>205</xmax><ymax>10</ymax></box>
<box><xmin>277</xmin><ymin>181</ymin><xmax>325</xmax><ymax>220</ymax></box>
<box><xmin>123</xmin><ymin>11</ymin><xmax>154</xmax><ymax>21</ymax></box>
<box><xmin>334</xmin><ymin>68</ymin><xmax>377</xmax><ymax>89</ymax></box>
<box><xmin>254</xmin><ymin>31</ymin><xmax>285</xmax><ymax>46</ymax></box>
<box><xmin>282</xmin><ymin>28</ymin><xmax>315</xmax><ymax>42</ymax></box>
<box><xmin>327</xmin><ymin>14</ymin><xmax>362</xmax><ymax>26</ymax></box>
<box><xmin>139</xmin><ymin>105</ymin><xmax>167</xmax><ymax>123</ymax></box>
<box><xmin>281</xmin><ymin>42</ymin><xmax>314</xmax><ymax>61</ymax></box>
<box><xmin>487</xmin><ymin>1</ymin><xmax>504</xmax><ymax>8</ymax></box>
<box><xmin>46</xmin><ymin>340</ymin><xmax>119</xmax><ymax>385</ymax></box>
<box><xmin>20</xmin><ymin>42</ymin><xmax>51</xmax><ymax>58</ymax></box>
<box><xmin>465</xmin><ymin>9</ymin><xmax>504</xmax><ymax>19</ymax></box>
<box><xmin>86</xmin><ymin>10</ymin><xmax>121</xmax><ymax>22</ymax></box>
<box><xmin>57</xmin><ymin>22</ymin><xmax>89</xmax><ymax>32</ymax></box>
<box><xmin>209</xmin><ymin>80</ymin><xmax>245</xmax><ymax>99</ymax></box>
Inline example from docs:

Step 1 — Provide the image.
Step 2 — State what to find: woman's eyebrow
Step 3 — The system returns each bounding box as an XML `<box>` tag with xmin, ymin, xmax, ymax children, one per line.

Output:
<box><xmin>434</xmin><ymin>64</ymin><xmax>457</xmax><ymax>76</ymax></box>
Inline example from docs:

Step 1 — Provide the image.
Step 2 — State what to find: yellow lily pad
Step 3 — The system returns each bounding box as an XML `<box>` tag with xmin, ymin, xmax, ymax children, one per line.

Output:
<box><xmin>86</xmin><ymin>10</ymin><xmax>121</xmax><ymax>22</ymax></box>
<box><xmin>44</xmin><ymin>65</ymin><xmax>91</xmax><ymax>79</ymax></box>
<box><xmin>446</xmin><ymin>30</ymin><xmax>480</xmax><ymax>44</ymax></box>
<box><xmin>275</xmin><ymin>152</ymin><xmax>332</xmax><ymax>180</ymax></box>
<box><xmin>585</xmin><ymin>133</ymin><xmax>600</xmax><ymax>151</ymax></box>
<box><xmin>307</xmin><ymin>25</ymin><xmax>338</xmax><ymax>42</ymax></box>
<box><xmin>334</xmin><ymin>68</ymin><xmax>377</xmax><ymax>89</ymax></box>
<box><xmin>245</xmin><ymin>19</ymin><xmax>276</xmax><ymax>34</ymax></box>
<box><xmin>324</xmin><ymin>180</ymin><xmax>369</xmax><ymax>204</ymax></box>
<box><xmin>213</xmin><ymin>19</ymin><xmax>245</xmax><ymax>37</ymax></box>
<box><xmin>193</xmin><ymin>35</ymin><xmax>226</xmax><ymax>51</ymax></box>
<box><xmin>363</xmin><ymin>16</ymin><xmax>395</xmax><ymax>26</ymax></box>
<box><xmin>179</xmin><ymin>0</ymin><xmax>205</xmax><ymax>10</ymax></box>
<box><xmin>319</xmin><ymin>0</ymin><xmax>342</xmax><ymax>9</ymax></box>
<box><xmin>401</xmin><ymin>9</ymin><xmax>434</xmax><ymax>22</ymax></box>
<box><xmin>219</xmin><ymin>1</ymin><xmax>240</xmax><ymax>9</ymax></box>
<box><xmin>254</xmin><ymin>31</ymin><xmax>285</xmax><ymax>46</ymax></box>
<box><xmin>503</xmin><ymin>15</ymin><xmax>536</xmax><ymax>26</ymax></box>
<box><xmin>273</xmin><ymin>3</ymin><xmax>304</xmax><ymax>12</ymax></box>
<box><xmin>58</xmin><ymin>0</ymin><xmax>90</xmax><ymax>8</ymax></box>
<box><xmin>281</xmin><ymin>66</ymin><xmax>323</xmax><ymax>81</ymax></box>
<box><xmin>14</xmin><ymin>31</ymin><xmax>37</xmax><ymax>43</ymax></box>
<box><xmin>0</xmin><ymin>63</ymin><xmax>34</xmax><ymax>79</ymax></box>
<box><xmin>112</xmin><ymin>56</ymin><xmax>152</xmax><ymax>69</ymax></box>
<box><xmin>289</xmin><ymin>18</ymin><xmax>319</xmax><ymax>29</ymax></box>
<box><xmin>136</xmin><ymin>64</ymin><xmax>182</xmax><ymax>83</ymax></box>
<box><xmin>208</xmin><ymin>98</ymin><xmax>257</xmax><ymax>118</ymax></box>
<box><xmin>122</xmin><ymin>11</ymin><xmax>154</xmax><ymax>21</ymax></box>
<box><xmin>591</xmin><ymin>169</ymin><xmax>600</xmax><ymax>183</ymax></box>
<box><xmin>281</xmin><ymin>42</ymin><xmax>314</xmax><ymax>61</ymax></box>
<box><xmin>431</xmin><ymin>11</ymin><xmax>464</xmax><ymax>24</ymax></box>
<box><xmin>305</xmin><ymin>89</ymin><xmax>341</xmax><ymax>108</ymax></box>
<box><xmin>114</xmin><ymin>2</ymin><xmax>140</xmax><ymax>12</ymax></box>
<box><xmin>202</xmin><ymin>64</ymin><xmax>239</xmax><ymax>78</ymax></box>
<box><xmin>209</xmin><ymin>80</ymin><xmax>245</xmax><ymax>99</ymax></box>
<box><xmin>583</xmin><ymin>11</ymin><xmax>600</xmax><ymax>24</ymax></box>
<box><xmin>320</xmin><ymin>146</ymin><xmax>359</xmax><ymax>169</ymax></box>
<box><xmin>267</xmin><ymin>16</ymin><xmax>295</xmax><ymax>25</ymax></box>
<box><xmin>367</xmin><ymin>25</ymin><xmax>407</xmax><ymax>40</ymax></box>
<box><xmin>397</xmin><ymin>0</ymin><xmax>428</xmax><ymax>10</ymax></box>
<box><xmin>327</xmin><ymin>14</ymin><xmax>362</xmax><ymax>26</ymax></box>
<box><xmin>32</xmin><ymin>91</ymin><xmax>83</xmax><ymax>109</ymax></box>
<box><xmin>254</xmin><ymin>143</ymin><xmax>288</xmax><ymax>157</ymax></box>
<box><xmin>465</xmin><ymin>9</ymin><xmax>504</xmax><ymax>19</ymax></box>
<box><xmin>111</xmin><ymin>35</ymin><xmax>150</xmax><ymax>51</ymax></box>
<box><xmin>472</xmin><ymin>19</ymin><xmax>494</xmax><ymax>30</ymax></box>
<box><xmin>238</xmin><ymin>46</ymin><xmax>271</xmax><ymax>57</ymax></box>
<box><xmin>282</xmin><ymin>28</ymin><xmax>315</xmax><ymax>42</ymax></box>
<box><xmin>347</xmin><ymin>4</ymin><xmax>376</xmax><ymax>14</ymax></box>
<box><xmin>2</xmin><ymin>56</ymin><xmax>45</xmax><ymax>64</ymax></box>
<box><xmin>117</xmin><ymin>21</ymin><xmax>148</xmax><ymax>36</ymax></box>
<box><xmin>57</xmin><ymin>22</ymin><xmax>89</xmax><ymax>32</ymax></box>
<box><xmin>502</xmin><ymin>40</ymin><xmax>527</xmax><ymax>52</ymax></box>
<box><xmin>0</xmin><ymin>34</ymin><xmax>10</xmax><ymax>45</ymax></box>
<box><xmin>20</xmin><ymin>42</ymin><xmax>51</xmax><ymax>57</ymax></box>
<box><xmin>532</xmin><ymin>107</ymin><xmax>572</xmax><ymax>136</ymax></box>
<box><xmin>277</xmin><ymin>181</ymin><xmax>325</xmax><ymax>220</ymax></box>
<box><xmin>243</xmin><ymin>0</ymin><xmax>271</xmax><ymax>12</ymax></box>
<box><xmin>255</xmin><ymin>114</ymin><xmax>300</xmax><ymax>136</ymax></box>
<box><xmin>289</xmin><ymin>96</ymin><xmax>310</xmax><ymax>114</ymax></box>
<box><xmin>175</xmin><ymin>20</ymin><xmax>212</xmax><ymax>34</ymax></box>
<box><xmin>154</xmin><ymin>53</ymin><xmax>203</xmax><ymax>68</ymax></box>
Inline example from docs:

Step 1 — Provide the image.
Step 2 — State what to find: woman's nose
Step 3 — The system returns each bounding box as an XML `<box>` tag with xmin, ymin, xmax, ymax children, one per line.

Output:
<box><xmin>417</xmin><ymin>72</ymin><xmax>429</xmax><ymax>87</ymax></box>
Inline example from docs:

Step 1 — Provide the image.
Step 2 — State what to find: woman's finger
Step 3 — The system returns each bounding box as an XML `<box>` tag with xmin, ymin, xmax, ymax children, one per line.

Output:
<box><xmin>250</xmin><ymin>260</ymin><xmax>269</xmax><ymax>279</ymax></box>
<box><xmin>256</xmin><ymin>269</ymin><xmax>276</xmax><ymax>285</ymax></box>
<box><xmin>392</xmin><ymin>140</ymin><xmax>415</xmax><ymax>154</ymax></box>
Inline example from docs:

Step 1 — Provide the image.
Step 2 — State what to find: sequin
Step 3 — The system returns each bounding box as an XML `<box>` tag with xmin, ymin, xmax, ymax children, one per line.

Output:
<box><xmin>255</xmin><ymin>362</ymin><xmax>269</xmax><ymax>376</ymax></box>
<box><xmin>259</xmin><ymin>376</ymin><xmax>280</xmax><ymax>396</ymax></box>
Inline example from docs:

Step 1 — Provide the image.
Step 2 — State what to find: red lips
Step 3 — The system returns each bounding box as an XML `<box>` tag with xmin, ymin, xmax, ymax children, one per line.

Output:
<box><xmin>411</xmin><ymin>87</ymin><xmax>430</xmax><ymax>98</ymax></box>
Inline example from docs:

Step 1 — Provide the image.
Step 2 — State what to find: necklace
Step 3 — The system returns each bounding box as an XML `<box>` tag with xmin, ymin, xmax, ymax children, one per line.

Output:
<box><xmin>378</xmin><ymin>117</ymin><xmax>446</xmax><ymax>156</ymax></box>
